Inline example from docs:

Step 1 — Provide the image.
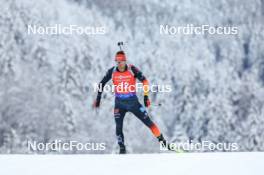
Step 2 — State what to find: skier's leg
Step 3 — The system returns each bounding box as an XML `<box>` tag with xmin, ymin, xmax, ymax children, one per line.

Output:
<box><xmin>114</xmin><ymin>107</ymin><xmax>127</xmax><ymax>153</ymax></box>
<box><xmin>130</xmin><ymin>101</ymin><xmax>171</xmax><ymax>150</ymax></box>
<box><xmin>130</xmin><ymin>101</ymin><xmax>161</xmax><ymax>137</ymax></box>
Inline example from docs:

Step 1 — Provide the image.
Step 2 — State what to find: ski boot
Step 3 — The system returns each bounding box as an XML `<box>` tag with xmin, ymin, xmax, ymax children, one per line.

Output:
<box><xmin>119</xmin><ymin>144</ymin><xmax>126</xmax><ymax>154</ymax></box>
<box><xmin>157</xmin><ymin>134</ymin><xmax>185</xmax><ymax>153</ymax></box>
<box><xmin>157</xmin><ymin>134</ymin><xmax>172</xmax><ymax>150</ymax></box>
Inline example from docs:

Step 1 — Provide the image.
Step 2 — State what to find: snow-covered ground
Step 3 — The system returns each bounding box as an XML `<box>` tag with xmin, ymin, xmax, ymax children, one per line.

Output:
<box><xmin>0</xmin><ymin>153</ymin><xmax>263</xmax><ymax>175</ymax></box>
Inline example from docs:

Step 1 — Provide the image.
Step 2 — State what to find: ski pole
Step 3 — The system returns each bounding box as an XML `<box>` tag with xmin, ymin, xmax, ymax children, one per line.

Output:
<box><xmin>152</xmin><ymin>103</ymin><xmax>162</xmax><ymax>107</ymax></box>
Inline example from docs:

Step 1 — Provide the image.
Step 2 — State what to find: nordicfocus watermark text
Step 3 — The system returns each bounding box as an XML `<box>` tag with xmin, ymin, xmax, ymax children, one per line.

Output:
<box><xmin>160</xmin><ymin>24</ymin><xmax>238</xmax><ymax>35</ymax></box>
<box><xmin>27</xmin><ymin>24</ymin><xmax>106</xmax><ymax>35</ymax></box>
<box><xmin>160</xmin><ymin>140</ymin><xmax>239</xmax><ymax>152</ymax></box>
<box><xmin>93</xmin><ymin>82</ymin><xmax>172</xmax><ymax>93</ymax></box>
<box><xmin>28</xmin><ymin>140</ymin><xmax>106</xmax><ymax>152</ymax></box>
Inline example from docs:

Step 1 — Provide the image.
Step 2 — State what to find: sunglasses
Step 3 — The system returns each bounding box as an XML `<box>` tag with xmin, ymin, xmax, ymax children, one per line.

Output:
<box><xmin>116</xmin><ymin>61</ymin><xmax>126</xmax><ymax>65</ymax></box>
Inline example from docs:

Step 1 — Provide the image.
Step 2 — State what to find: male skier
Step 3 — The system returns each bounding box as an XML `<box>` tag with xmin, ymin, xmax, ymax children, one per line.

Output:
<box><xmin>93</xmin><ymin>47</ymin><xmax>170</xmax><ymax>154</ymax></box>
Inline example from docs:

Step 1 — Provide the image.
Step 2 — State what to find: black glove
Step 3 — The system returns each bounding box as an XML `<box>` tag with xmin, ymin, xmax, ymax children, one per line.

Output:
<box><xmin>144</xmin><ymin>95</ymin><xmax>151</xmax><ymax>108</ymax></box>
<box><xmin>93</xmin><ymin>96</ymin><xmax>101</xmax><ymax>108</ymax></box>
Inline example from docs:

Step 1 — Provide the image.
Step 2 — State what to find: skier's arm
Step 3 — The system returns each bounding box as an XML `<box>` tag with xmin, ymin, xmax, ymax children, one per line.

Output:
<box><xmin>131</xmin><ymin>65</ymin><xmax>151</xmax><ymax>107</ymax></box>
<box><xmin>93</xmin><ymin>67</ymin><xmax>114</xmax><ymax>108</ymax></box>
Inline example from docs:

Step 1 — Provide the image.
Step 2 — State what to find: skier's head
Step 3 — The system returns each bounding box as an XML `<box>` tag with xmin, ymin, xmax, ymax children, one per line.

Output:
<box><xmin>115</xmin><ymin>51</ymin><xmax>126</xmax><ymax>70</ymax></box>
<box><xmin>115</xmin><ymin>51</ymin><xmax>126</xmax><ymax>62</ymax></box>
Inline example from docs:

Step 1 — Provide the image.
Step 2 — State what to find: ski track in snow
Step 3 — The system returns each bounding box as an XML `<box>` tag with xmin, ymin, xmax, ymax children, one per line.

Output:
<box><xmin>0</xmin><ymin>152</ymin><xmax>263</xmax><ymax>175</ymax></box>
